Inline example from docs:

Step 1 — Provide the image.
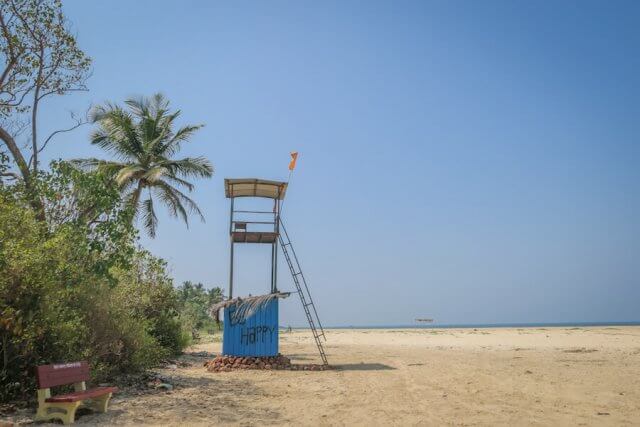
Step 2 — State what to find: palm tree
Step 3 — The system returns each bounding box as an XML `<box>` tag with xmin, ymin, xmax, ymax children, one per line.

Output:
<box><xmin>74</xmin><ymin>94</ymin><xmax>213</xmax><ymax>237</ymax></box>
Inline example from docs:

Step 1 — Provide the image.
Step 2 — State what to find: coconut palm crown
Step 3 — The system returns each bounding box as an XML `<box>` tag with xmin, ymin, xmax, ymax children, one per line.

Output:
<box><xmin>75</xmin><ymin>94</ymin><xmax>213</xmax><ymax>237</ymax></box>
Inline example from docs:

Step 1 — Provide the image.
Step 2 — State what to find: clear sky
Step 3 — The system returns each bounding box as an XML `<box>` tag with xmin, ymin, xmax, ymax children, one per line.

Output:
<box><xmin>37</xmin><ymin>1</ymin><xmax>639</xmax><ymax>326</ymax></box>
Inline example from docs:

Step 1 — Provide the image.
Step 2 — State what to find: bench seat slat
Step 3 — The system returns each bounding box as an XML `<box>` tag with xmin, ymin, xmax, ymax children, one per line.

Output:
<box><xmin>45</xmin><ymin>386</ymin><xmax>118</xmax><ymax>403</ymax></box>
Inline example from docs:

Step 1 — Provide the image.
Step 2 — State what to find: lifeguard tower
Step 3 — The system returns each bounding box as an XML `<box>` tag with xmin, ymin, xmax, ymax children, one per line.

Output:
<box><xmin>220</xmin><ymin>178</ymin><xmax>327</xmax><ymax>364</ymax></box>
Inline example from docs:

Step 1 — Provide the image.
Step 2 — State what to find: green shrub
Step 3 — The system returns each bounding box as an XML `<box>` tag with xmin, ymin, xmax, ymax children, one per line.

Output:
<box><xmin>0</xmin><ymin>164</ymin><xmax>192</xmax><ymax>402</ymax></box>
<box><xmin>110</xmin><ymin>250</ymin><xmax>192</xmax><ymax>356</ymax></box>
<box><xmin>176</xmin><ymin>281</ymin><xmax>224</xmax><ymax>340</ymax></box>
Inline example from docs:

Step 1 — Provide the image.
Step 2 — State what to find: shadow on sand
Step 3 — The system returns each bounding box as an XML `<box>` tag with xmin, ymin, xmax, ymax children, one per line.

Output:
<box><xmin>285</xmin><ymin>354</ymin><xmax>317</xmax><ymax>361</ymax></box>
<box><xmin>333</xmin><ymin>363</ymin><xmax>395</xmax><ymax>371</ymax></box>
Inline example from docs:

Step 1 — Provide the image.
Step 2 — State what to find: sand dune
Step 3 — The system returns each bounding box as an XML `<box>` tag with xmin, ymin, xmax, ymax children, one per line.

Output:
<box><xmin>6</xmin><ymin>327</ymin><xmax>640</xmax><ymax>426</ymax></box>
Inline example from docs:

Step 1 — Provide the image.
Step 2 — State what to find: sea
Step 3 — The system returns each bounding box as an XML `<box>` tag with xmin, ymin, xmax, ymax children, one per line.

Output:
<box><xmin>287</xmin><ymin>321</ymin><xmax>640</xmax><ymax>330</ymax></box>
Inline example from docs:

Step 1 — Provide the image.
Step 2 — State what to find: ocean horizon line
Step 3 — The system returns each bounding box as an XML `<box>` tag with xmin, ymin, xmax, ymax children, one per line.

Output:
<box><xmin>282</xmin><ymin>321</ymin><xmax>640</xmax><ymax>330</ymax></box>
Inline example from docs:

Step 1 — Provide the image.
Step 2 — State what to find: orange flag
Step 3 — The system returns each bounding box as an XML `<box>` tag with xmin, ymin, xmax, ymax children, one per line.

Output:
<box><xmin>288</xmin><ymin>151</ymin><xmax>299</xmax><ymax>171</ymax></box>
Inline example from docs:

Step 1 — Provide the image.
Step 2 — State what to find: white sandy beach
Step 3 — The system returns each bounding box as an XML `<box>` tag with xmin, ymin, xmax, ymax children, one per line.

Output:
<box><xmin>6</xmin><ymin>326</ymin><xmax>640</xmax><ymax>426</ymax></box>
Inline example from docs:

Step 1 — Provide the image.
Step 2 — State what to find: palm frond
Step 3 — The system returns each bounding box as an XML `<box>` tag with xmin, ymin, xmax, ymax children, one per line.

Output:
<box><xmin>114</xmin><ymin>164</ymin><xmax>146</xmax><ymax>187</ymax></box>
<box><xmin>159</xmin><ymin>123</ymin><xmax>204</xmax><ymax>157</ymax></box>
<box><xmin>69</xmin><ymin>157</ymin><xmax>103</xmax><ymax>171</ymax></box>
<box><xmin>146</xmin><ymin>112</ymin><xmax>177</xmax><ymax>154</ymax></box>
<box><xmin>154</xmin><ymin>181</ymin><xmax>204</xmax><ymax>222</ymax></box>
<box><xmin>154</xmin><ymin>184</ymin><xmax>188</xmax><ymax>224</ymax></box>
<box><xmin>124</xmin><ymin>96</ymin><xmax>150</xmax><ymax>118</ymax></box>
<box><xmin>139</xmin><ymin>115</ymin><xmax>160</xmax><ymax>149</ymax></box>
<box><xmin>91</xmin><ymin>108</ymin><xmax>143</xmax><ymax>161</ymax></box>
<box><xmin>151</xmin><ymin>93</ymin><xmax>170</xmax><ymax>114</ymax></box>
<box><xmin>164</xmin><ymin>175</ymin><xmax>194</xmax><ymax>191</ymax></box>
<box><xmin>160</xmin><ymin>157</ymin><xmax>213</xmax><ymax>179</ymax></box>
<box><xmin>124</xmin><ymin>185</ymin><xmax>144</xmax><ymax>218</ymax></box>
<box><xmin>142</xmin><ymin>195</ymin><xmax>158</xmax><ymax>238</ymax></box>
<box><xmin>70</xmin><ymin>158</ymin><xmax>129</xmax><ymax>177</ymax></box>
<box><xmin>173</xmin><ymin>190</ymin><xmax>205</xmax><ymax>222</ymax></box>
<box><xmin>89</xmin><ymin>102</ymin><xmax>120</xmax><ymax>122</ymax></box>
<box><xmin>142</xmin><ymin>166</ymin><xmax>169</xmax><ymax>183</ymax></box>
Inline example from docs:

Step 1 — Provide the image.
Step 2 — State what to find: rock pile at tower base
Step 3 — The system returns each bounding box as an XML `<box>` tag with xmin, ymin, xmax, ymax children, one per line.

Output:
<box><xmin>204</xmin><ymin>355</ymin><xmax>329</xmax><ymax>372</ymax></box>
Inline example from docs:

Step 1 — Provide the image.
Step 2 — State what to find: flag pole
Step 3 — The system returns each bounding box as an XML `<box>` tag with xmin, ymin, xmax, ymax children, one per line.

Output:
<box><xmin>280</xmin><ymin>151</ymin><xmax>298</xmax><ymax>216</ymax></box>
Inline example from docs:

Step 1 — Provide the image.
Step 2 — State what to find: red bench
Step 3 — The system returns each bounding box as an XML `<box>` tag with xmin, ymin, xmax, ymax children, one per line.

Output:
<box><xmin>35</xmin><ymin>361</ymin><xmax>117</xmax><ymax>424</ymax></box>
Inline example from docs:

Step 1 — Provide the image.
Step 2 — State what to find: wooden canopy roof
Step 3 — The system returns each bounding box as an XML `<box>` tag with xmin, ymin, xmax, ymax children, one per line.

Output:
<box><xmin>224</xmin><ymin>178</ymin><xmax>288</xmax><ymax>200</ymax></box>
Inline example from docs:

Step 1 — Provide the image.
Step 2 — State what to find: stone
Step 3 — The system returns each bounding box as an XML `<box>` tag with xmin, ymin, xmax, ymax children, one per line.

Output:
<box><xmin>203</xmin><ymin>355</ymin><xmax>328</xmax><ymax>373</ymax></box>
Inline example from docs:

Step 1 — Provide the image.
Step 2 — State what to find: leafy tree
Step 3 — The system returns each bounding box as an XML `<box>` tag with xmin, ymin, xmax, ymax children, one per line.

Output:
<box><xmin>0</xmin><ymin>0</ymin><xmax>91</xmax><ymax>208</ymax></box>
<box><xmin>0</xmin><ymin>165</ymin><xmax>192</xmax><ymax>401</ymax></box>
<box><xmin>110</xmin><ymin>250</ymin><xmax>190</xmax><ymax>356</ymax></box>
<box><xmin>36</xmin><ymin>160</ymin><xmax>137</xmax><ymax>275</ymax></box>
<box><xmin>0</xmin><ymin>170</ymin><xmax>129</xmax><ymax>400</ymax></box>
<box><xmin>176</xmin><ymin>281</ymin><xmax>224</xmax><ymax>338</ymax></box>
<box><xmin>207</xmin><ymin>286</ymin><xmax>224</xmax><ymax>307</ymax></box>
<box><xmin>74</xmin><ymin>94</ymin><xmax>213</xmax><ymax>237</ymax></box>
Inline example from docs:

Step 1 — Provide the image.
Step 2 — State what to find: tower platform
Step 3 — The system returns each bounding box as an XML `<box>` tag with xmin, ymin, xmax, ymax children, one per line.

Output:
<box><xmin>231</xmin><ymin>231</ymin><xmax>278</xmax><ymax>243</ymax></box>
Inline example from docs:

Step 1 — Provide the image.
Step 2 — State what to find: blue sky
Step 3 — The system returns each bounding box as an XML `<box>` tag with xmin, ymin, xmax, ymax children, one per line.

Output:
<box><xmin>37</xmin><ymin>1</ymin><xmax>639</xmax><ymax>326</ymax></box>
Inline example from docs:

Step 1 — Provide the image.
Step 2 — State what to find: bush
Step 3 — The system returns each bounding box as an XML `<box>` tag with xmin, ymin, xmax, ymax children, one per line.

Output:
<box><xmin>0</xmin><ymin>194</ymin><xmax>97</xmax><ymax>400</ymax></box>
<box><xmin>0</xmin><ymin>164</ymin><xmax>192</xmax><ymax>402</ymax></box>
<box><xmin>176</xmin><ymin>281</ymin><xmax>224</xmax><ymax>340</ymax></box>
<box><xmin>111</xmin><ymin>251</ymin><xmax>193</xmax><ymax>355</ymax></box>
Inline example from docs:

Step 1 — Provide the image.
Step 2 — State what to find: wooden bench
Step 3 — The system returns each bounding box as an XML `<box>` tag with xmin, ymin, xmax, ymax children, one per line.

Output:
<box><xmin>35</xmin><ymin>361</ymin><xmax>118</xmax><ymax>425</ymax></box>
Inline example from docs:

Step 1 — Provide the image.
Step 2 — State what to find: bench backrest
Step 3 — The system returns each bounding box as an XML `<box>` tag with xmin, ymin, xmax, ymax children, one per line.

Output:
<box><xmin>36</xmin><ymin>361</ymin><xmax>90</xmax><ymax>389</ymax></box>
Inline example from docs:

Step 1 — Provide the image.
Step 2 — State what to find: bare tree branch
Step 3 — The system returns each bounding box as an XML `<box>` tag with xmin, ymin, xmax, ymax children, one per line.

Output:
<box><xmin>31</xmin><ymin>41</ymin><xmax>44</xmax><ymax>173</ymax></box>
<box><xmin>39</xmin><ymin>115</ymin><xmax>88</xmax><ymax>154</ymax></box>
<box><xmin>0</xmin><ymin>0</ymin><xmax>91</xmax><ymax>209</ymax></box>
<box><xmin>1</xmin><ymin>171</ymin><xmax>19</xmax><ymax>179</ymax></box>
<box><xmin>0</xmin><ymin>24</ymin><xmax>18</xmax><ymax>90</ymax></box>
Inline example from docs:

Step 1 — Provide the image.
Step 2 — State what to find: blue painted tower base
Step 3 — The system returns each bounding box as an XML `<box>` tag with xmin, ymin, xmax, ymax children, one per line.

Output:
<box><xmin>222</xmin><ymin>298</ymin><xmax>279</xmax><ymax>357</ymax></box>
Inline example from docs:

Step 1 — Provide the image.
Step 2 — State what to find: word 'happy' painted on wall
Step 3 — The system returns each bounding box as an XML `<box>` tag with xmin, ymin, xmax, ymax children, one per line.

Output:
<box><xmin>223</xmin><ymin>298</ymin><xmax>279</xmax><ymax>356</ymax></box>
<box><xmin>241</xmin><ymin>325</ymin><xmax>276</xmax><ymax>345</ymax></box>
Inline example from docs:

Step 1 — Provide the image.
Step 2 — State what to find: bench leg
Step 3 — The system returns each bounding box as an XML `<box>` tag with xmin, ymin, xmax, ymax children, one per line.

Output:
<box><xmin>35</xmin><ymin>404</ymin><xmax>49</xmax><ymax>422</ymax></box>
<box><xmin>58</xmin><ymin>402</ymin><xmax>81</xmax><ymax>425</ymax></box>
<box><xmin>35</xmin><ymin>388</ymin><xmax>51</xmax><ymax>421</ymax></box>
<box><xmin>35</xmin><ymin>401</ymin><xmax>81</xmax><ymax>425</ymax></box>
<box><xmin>89</xmin><ymin>392</ymin><xmax>113</xmax><ymax>413</ymax></box>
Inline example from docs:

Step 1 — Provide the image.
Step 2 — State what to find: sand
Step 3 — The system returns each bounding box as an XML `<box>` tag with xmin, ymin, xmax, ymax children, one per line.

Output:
<box><xmin>5</xmin><ymin>327</ymin><xmax>640</xmax><ymax>426</ymax></box>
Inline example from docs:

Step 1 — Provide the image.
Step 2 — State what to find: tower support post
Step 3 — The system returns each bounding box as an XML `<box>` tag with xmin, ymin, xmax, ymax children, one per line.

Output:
<box><xmin>273</xmin><ymin>198</ymin><xmax>280</xmax><ymax>293</ymax></box>
<box><xmin>229</xmin><ymin>197</ymin><xmax>235</xmax><ymax>299</ymax></box>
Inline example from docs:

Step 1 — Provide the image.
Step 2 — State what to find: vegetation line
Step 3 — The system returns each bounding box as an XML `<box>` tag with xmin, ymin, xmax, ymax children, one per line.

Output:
<box><xmin>0</xmin><ymin>0</ymin><xmax>219</xmax><ymax>402</ymax></box>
